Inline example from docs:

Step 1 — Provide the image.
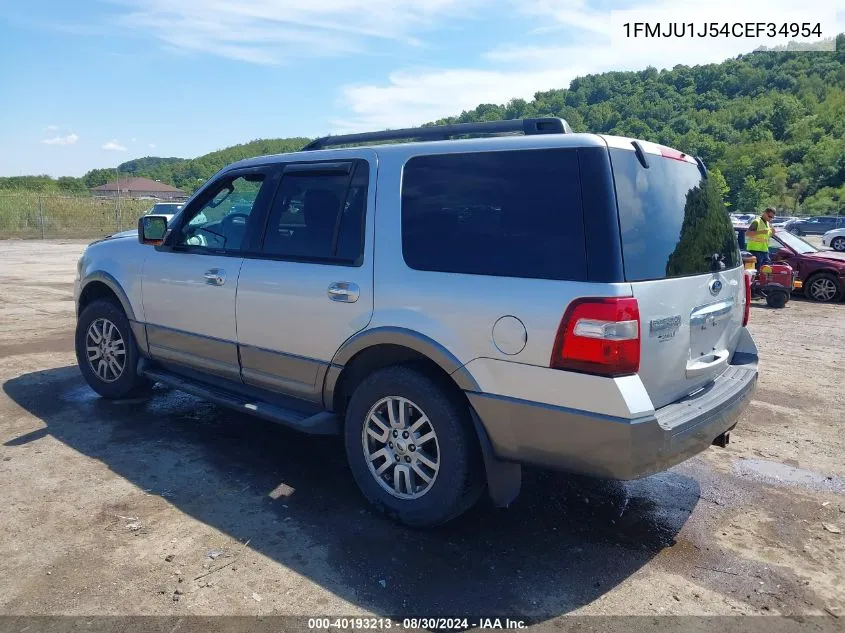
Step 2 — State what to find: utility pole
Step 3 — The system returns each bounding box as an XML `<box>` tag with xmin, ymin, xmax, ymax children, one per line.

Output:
<box><xmin>115</xmin><ymin>165</ymin><xmax>121</xmax><ymax>231</ymax></box>
<box><xmin>38</xmin><ymin>195</ymin><xmax>44</xmax><ymax>239</ymax></box>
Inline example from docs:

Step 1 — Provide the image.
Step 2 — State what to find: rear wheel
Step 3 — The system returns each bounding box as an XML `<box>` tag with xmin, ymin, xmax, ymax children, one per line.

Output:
<box><xmin>831</xmin><ymin>237</ymin><xmax>845</xmax><ymax>252</ymax></box>
<box><xmin>806</xmin><ymin>273</ymin><xmax>842</xmax><ymax>303</ymax></box>
<box><xmin>75</xmin><ymin>299</ymin><xmax>152</xmax><ymax>399</ymax></box>
<box><xmin>766</xmin><ymin>290</ymin><xmax>789</xmax><ymax>309</ymax></box>
<box><xmin>344</xmin><ymin>366</ymin><xmax>483</xmax><ymax>527</ymax></box>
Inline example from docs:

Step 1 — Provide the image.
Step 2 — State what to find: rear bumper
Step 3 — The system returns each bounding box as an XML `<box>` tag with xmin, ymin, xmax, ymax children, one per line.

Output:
<box><xmin>468</xmin><ymin>348</ymin><xmax>758</xmax><ymax>480</ymax></box>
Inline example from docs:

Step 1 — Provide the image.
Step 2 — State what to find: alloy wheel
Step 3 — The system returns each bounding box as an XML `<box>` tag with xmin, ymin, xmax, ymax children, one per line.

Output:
<box><xmin>362</xmin><ymin>396</ymin><xmax>440</xmax><ymax>500</ymax></box>
<box><xmin>809</xmin><ymin>278</ymin><xmax>838</xmax><ymax>302</ymax></box>
<box><xmin>85</xmin><ymin>317</ymin><xmax>127</xmax><ymax>383</ymax></box>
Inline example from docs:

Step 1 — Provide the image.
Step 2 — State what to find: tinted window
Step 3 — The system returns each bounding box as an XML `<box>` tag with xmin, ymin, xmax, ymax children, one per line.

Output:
<box><xmin>176</xmin><ymin>174</ymin><xmax>265</xmax><ymax>251</ymax></box>
<box><xmin>610</xmin><ymin>148</ymin><xmax>739</xmax><ymax>281</ymax></box>
<box><xmin>401</xmin><ymin>150</ymin><xmax>586</xmax><ymax>280</ymax></box>
<box><xmin>261</xmin><ymin>161</ymin><xmax>367</xmax><ymax>264</ymax></box>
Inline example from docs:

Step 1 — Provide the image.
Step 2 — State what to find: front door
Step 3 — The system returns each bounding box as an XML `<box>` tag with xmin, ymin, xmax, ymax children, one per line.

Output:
<box><xmin>235</xmin><ymin>156</ymin><xmax>375</xmax><ymax>402</ymax></box>
<box><xmin>142</xmin><ymin>167</ymin><xmax>278</xmax><ymax>380</ymax></box>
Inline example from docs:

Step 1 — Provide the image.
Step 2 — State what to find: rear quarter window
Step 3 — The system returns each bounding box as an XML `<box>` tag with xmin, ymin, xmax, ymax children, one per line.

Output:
<box><xmin>401</xmin><ymin>149</ymin><xmax>587</xmax><ymax>281</ymax></box>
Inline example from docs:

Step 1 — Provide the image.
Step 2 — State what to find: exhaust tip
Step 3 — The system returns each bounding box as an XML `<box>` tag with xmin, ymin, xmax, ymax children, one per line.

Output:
<box><xmin>712</xmin><ymin>432</ymin><xmax>730</xmax><ymax>448</ymax></box>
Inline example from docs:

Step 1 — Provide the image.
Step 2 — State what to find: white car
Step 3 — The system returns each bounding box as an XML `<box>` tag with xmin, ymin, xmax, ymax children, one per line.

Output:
<box><xmin>822</xmin><ymin>228</ymin><xmax>845</xmax><ymax>252</ymax></box>
<box><xmin>145</xmin><ymin>202</ymin><xmax>183</xmax><ymax>221</ymax></box>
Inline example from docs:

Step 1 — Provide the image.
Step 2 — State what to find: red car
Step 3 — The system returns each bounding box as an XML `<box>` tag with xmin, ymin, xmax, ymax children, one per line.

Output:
<box><xmin>738</xmin><ymin>227</ymin><xmax>845</xmax><ymax>302</ymax></box>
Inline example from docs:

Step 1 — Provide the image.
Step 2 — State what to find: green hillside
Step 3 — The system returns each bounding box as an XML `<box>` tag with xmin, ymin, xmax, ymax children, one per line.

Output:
<box><xmin>3</xmin><ymin>35</ymin><xmax>844</xmax><ymax>215</ymax></box>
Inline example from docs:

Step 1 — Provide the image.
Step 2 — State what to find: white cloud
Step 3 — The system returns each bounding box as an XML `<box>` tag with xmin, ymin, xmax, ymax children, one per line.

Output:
<box><xmin>116</xmin><ymin>0</ymin><xmax>476</xmax><ymax>64</ymax></box>
<box><xmin>148</xmin><ymin>143</ymin><xmax>157</xmax><ymax>149</ymax></box>
<box><xmin>43</xmin><ymin>124</ymin><xmax>59</xmax><ymax>132</ymax></box>
<box><xmin>102</xmin><ymin>140</ymin><xmax>127</xmax><ymax>151</ymax></box>
<box><xmin>336</xmin><ymin>0</ymin><xmax>841</xmax><ymax>131</ymax></box>
<box><xmin>334</xmin><ymin>68</ymin><xmax>574</xmax><ymax>132</ymax></box>
<box><xmin>42</xmin><ymin>133</ymin><xmax>79</xmax><ymax>146</ymax></box>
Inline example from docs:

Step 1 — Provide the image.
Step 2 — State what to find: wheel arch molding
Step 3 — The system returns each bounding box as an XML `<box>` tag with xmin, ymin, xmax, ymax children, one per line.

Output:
<box><xmin>77</xmin><ymin>271</ymin><xmax>136</xmax><ymax>321</ymax></box>
<box><xmin>324</xmin><ymin>327</ymin><xmax>480</xmax><ymax>410</ymax></box>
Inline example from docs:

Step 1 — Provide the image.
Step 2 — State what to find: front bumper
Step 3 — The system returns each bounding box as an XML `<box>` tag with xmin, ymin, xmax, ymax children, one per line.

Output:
<box><xmin>468</xmin><ymin>349</ymin><xmax>758</xmax><ymax>480</ymax></box>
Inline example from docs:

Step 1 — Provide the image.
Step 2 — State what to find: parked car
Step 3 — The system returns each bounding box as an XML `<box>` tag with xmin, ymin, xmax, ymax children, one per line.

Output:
<box><xmin>74</xmin><ymin>119</ymin><xmax>758</xmax><ymax>526</ymax></box>
<box><xmin>786</xmin><ymin>216</ymin><xmax>845</xmax><ymax>236</ymax></box>
<box><xmin>772</xmin><ymin>216</ymin><xmax>796</xmax><ymax>228</ymax></box>
<box><xmin>145</xmin><ymin>202</ymin><xmax>183</xmax><ymax>217</ymax></box>
<box><xmin>822</xmin><ymin>228</ymin><xmax>845</xmax><ymax>252</ymax></box>
<box><xmin>738</xmin><ymin>227</ymin><xmax>845</xmax><ymax>302</ymax></box>
<box><xmin>731</xmin><ymin>213</ymin><xmax>753</xmax><ymax>227</ymax></box>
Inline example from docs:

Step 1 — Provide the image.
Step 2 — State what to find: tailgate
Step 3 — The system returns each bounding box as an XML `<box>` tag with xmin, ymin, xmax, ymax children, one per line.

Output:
<box><xmin>632</xmin><ymin>267</ymin><xmax>745</xmax><ymax>409</ymax></box>
<box><xmin>605</xmin><ymin>136</ymin><xmax>745</xmax><ymax>409</ymax></box>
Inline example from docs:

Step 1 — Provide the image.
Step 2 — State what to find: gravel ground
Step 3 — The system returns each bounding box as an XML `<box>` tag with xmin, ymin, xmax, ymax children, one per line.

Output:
<box><xmin>0</xmin><ymin>239</ymin><xmax>843</xmax><ymax>626</ymax></box>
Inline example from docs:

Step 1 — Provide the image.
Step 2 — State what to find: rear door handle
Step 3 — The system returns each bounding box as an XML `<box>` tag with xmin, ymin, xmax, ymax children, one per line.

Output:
<box><xmin>204</xmin><ymin>268</ymin><xmax>226</xmax><ymax>286</ymax></box>
<box><xmin>328</xmin><ymin>282</ymin><xmax>360</xmax><ymax>303</ymax></box>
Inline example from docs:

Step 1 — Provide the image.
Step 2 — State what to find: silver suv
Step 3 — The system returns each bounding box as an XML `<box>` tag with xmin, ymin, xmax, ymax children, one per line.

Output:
<box><xmin>74</xmin><ymin>118</ymin><xmax>758</xmax><ymax>526</ymax></box>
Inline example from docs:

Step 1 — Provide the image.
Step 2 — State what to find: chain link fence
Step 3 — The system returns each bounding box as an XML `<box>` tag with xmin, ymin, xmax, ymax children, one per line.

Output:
<box><xmin>0</xmin><ymin>194</ymin><xmax>159</xmax><ymax>239</ymax></box>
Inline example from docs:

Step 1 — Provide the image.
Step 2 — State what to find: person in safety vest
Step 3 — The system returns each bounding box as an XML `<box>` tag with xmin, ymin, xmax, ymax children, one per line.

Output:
<box><xmin>746</xmin><ymin>207</ymin><xmax>777</xmax><ymax>271</ymax></box>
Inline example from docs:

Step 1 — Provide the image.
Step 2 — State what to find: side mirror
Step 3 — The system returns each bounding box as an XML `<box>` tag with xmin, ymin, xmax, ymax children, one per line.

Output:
<box><xmin>772</xmin><ymin>247</ymin><xmax>790</xmax><ymax>261</ymax></box>
<box><xmin>138</xmin><ymin>215</ymin><xmax>168</xmax><ymax>245</ymax></box>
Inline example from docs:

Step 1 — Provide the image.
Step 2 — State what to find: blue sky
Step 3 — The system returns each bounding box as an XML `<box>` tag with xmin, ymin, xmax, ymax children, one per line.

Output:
<box><xmin>0</xmin><ymin>0</ymin><xmax>841</xmax><ymax>177</ymax></box>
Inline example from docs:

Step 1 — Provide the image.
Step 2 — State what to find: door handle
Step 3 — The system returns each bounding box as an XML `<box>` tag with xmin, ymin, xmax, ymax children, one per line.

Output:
<box><xmin>327</xmin><ymin>282</ymin><xmax>360</xmax><ymax>303</ymax></box>
<box><xmin>686</xmin><ymin>350</ymin><xmax>730</xmax><ymax>378</ymax></box>
<box><xmin>204</xmin><ymin>268</ymin><xmax>226</xmax><ymax>286</ymax></box>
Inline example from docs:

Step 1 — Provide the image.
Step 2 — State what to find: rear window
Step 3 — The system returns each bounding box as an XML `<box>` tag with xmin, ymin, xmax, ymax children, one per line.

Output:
<box><xmin>401</xmin><ymin>149</ymin><xmax>586</xmax><ymax>281</ymax></box>
<box><xmin>610</xmin><ymin>148</ymin><xmax>739</xmax><ymax>281</ymax></box>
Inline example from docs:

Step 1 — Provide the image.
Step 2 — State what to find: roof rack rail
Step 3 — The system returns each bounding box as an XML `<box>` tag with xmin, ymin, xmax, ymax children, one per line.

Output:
<box><xmin>301</xmin><ymin>117</ymin><xmax>572</xmax><ymax>151</ymax></box>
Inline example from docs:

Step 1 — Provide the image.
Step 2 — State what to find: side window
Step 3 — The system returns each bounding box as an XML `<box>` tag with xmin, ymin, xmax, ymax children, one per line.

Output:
<box><xmin>261</xmin><ymin>161</ymin><xmax>368</xmax><ymax>264</ymax></box>
<box><xmin>177</xmin><ymin>173</ymin><xmax>266</xmax><ymax>251</ymax></box>
<box><xmin>401</xmin><ymin>149</ymin><xmax>586</xmax><ymax>280</ymax></box>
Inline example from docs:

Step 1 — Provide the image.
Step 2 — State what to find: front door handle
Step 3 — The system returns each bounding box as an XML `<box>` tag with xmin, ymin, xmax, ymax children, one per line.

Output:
<box><xmin>204</xmin><ymin>268</ymin><xmax>226</xmax><ymax>286</ymax></box>
<box><xmin>328</xmin><ymin>282</ymin><xmax>360</xmax><ymax>303</ymax></box>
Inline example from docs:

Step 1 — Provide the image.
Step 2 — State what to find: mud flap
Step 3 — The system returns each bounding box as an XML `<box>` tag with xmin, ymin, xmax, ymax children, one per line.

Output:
<box><xmin>470</xmin><ymin>408</ymin><xmax>522</xmax><ymax>508</ymax></box>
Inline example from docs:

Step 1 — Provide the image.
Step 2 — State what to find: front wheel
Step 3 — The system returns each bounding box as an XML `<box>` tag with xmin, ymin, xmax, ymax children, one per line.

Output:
<box><xmin>805</xmin><ymin>273</ymin><xmax>843</xmax><ymax>303</ymax></box>
<box><xmin>344</xmin><ymin>366</ymin><xmax>483</xmax><ymax>527</ymax></box>
<box><xmin>831</xmin><ymin>237</ymin><xmax>845</xmax><ymax>252</ymax></box>
<box><xmin>75</xmin><ymin>299</ymin><xmax>152</xmax><ymax>399</ymax></box>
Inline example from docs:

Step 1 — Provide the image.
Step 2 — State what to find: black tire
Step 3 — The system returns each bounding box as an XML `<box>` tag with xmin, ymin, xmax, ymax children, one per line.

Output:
<box><xmin>805</xmin><ymin>273</ymin><xmax>843</xmax><ymax>303</ymax></box>
<box><xmin>831</xmin><ymin>237</ymin><xmax>845</xmax><ymax>252</ymax></box>
<box><xmin>75</xmin><ymin>299</ymin><xmax>152</xmax><ymax>399</ymax></box>
<box><xmin>766</xmin><ymin>290</ymin><xmax>789</xmax><ymax>309</ymax></box>
<box><xmin>344</xmin><ymin>366</ymin><xmax>484</xmax><ymax>527</ymax></box>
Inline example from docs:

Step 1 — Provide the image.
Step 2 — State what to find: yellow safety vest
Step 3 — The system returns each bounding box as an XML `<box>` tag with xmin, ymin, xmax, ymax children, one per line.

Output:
<box><xmin>746</xmin><ymin>216</ymin><xmax>771</xmax><ymax>252</ymax></box>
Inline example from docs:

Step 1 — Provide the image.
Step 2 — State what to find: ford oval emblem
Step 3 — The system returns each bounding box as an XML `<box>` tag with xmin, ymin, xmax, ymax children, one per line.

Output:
<box><xmin>709</xmin><ymin>279</ymin><xmax>723</xmax><ymax>296</ymax></box>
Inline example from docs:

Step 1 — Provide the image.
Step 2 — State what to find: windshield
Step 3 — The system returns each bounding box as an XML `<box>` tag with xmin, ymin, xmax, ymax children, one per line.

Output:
<box><xmin>610</xmin><ymin>148</ymin><xmax>740</xmax><ymax>281</ymax></box>
<box><xmin>148</xmin><ymin>203</ymin><xmax>181</xmax><ymax>215</ymax></box>
<box><xmin>778</xmin><ymin>230</ymin><xmax>817</xmax><ymax>254</ymax></box>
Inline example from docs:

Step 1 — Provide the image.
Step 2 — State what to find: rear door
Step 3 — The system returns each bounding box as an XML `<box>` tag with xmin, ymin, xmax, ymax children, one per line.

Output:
<box><xmin>605</xmin><ymin>138</ymin><xmax>745</xmax><ymax>409</ymax></box>
<box><xmin>235</xmin><ymin>156</ymin><xmax>374</xmax><ymax>402</ymax></box>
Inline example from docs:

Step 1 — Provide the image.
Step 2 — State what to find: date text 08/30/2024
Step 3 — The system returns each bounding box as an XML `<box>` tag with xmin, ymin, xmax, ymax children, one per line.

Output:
<box><xmin>307</xmin><ymin>618</ymin><xmax>527</xmax><ymax>630</ymax></box>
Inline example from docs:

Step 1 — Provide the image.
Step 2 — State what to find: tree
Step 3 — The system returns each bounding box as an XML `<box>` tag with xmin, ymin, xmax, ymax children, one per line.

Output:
<box><xmin>710</xmin><ymin>168</ymin><xmax>731</xmax><ymax>207</ymax></box>
<box><xmin>736</xmin><ymin>176</ymin><xmax>771</xmax><ymax>214</ymax></box>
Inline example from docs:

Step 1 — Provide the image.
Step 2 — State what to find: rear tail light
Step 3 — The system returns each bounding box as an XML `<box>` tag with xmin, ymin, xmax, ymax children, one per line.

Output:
<box><xmin>743</xmin><ymin>272</ymin><xmax>751</xmax><ymax>326</ymax></box>
<box><xmin>551</xmin><ymin>297</ymin><xmax>640</xmax><ymax>377</ymax></box>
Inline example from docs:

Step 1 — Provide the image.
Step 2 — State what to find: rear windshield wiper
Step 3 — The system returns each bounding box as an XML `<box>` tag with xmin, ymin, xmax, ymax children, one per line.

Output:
<box><xmin>631</xmin><ymin>141</ymin><xmax>649</xmax><ymax>169</ymax></box>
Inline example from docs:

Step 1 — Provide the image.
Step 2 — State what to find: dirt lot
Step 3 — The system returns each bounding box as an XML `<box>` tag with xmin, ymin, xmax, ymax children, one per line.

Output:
<box><xmin>0</xmin><ymin>239</ymin><xmax>843</xmax><ymax>625</ymax></box>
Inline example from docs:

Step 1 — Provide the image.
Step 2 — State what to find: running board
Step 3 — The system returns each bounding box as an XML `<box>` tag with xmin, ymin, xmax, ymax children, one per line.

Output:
<box><xmin>141</xmin><ymin>366</ymin><xmax>340</xmax><ymax>435</ymax></box>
